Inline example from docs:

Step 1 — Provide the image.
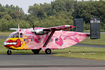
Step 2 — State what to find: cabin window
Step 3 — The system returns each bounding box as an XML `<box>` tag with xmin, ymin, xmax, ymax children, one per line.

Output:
<box><xmin>55</xmin><ymin>38</ymin><xmax>58</xmax><ymax>41</ymax></box>
<box><xmin>24</xmin><ymin>39</ymin><xmax>27</xmax><ymax>41</ymax></box>
<box><xmin>31</xmin><ymin>39</ymin><xmax>34</xmax><ymax>41</ymax></box>
<box><xmin>20</xmin><ymin>33</ymin><xmax>23</xmax><ymax>38</ymax></box>
<box><xmin>38</xmin><ymin>38</ymin><xmax>41</xmax><ymax>41</ymax></box>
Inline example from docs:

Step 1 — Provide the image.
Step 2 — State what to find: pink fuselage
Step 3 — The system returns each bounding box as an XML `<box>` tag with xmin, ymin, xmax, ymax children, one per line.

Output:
<box><xmin>21</xmin><ymin>28</ymin><xmax>89</xmax><ymax>52</ymax></box>
<box><xmin>4</xmin><ymin>28</ymin><xmax>89</xmax><ymax>52</ymax></box>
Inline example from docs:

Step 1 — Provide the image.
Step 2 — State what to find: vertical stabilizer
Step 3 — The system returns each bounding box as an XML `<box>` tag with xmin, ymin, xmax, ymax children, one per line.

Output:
<box><xmin>90</xmin><ymin>17</ymin><xmax>100</xmax><ymax>39</ymax></box>
<box><xmin>74</xmin><ymin>18</ymin><xmax>83</xmax><ymax>32</ymax></box>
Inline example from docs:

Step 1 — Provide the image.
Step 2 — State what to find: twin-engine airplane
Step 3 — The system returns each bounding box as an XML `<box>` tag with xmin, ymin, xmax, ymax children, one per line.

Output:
<box><xmin>4</xmin><ymin>24</ymin><xmax>90</xmax><ymax>55</ymax></box>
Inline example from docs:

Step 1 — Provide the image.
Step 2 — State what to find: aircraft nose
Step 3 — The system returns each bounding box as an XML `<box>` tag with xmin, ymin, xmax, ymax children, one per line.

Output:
<box><xmin>4</xmin><ymin>42</ymin><xmax>6</xmax><ymax>46</ymax></box>
<box><xmin>4</xmin><ymin>39</ymin><xmax>22</xmax><ymax>48</ymax></box>
<box><xmin>4</xmin><ymin>42</ymin><xmax>17</xmax><ymax>46</ymax></box>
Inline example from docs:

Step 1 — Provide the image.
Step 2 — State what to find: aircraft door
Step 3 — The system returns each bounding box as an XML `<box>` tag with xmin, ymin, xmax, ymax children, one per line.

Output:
<box><xmin>19</xmin><ymin>33</ymin><xmax>23</xmax><ymax>38</ymax></box>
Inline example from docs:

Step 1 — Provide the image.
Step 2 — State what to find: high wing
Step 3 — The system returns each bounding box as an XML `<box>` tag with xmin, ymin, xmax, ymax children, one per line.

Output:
<box><xmin>32</xmin><ymin>25</ymin><xmax>75</xmax><ymax>47</ymax></box>
<box><xmin>43</xmin><ymin>25</ymin><xmax>75</xmax><ymax>47</ymax></box>
<box><xmin>43</xmin><ymin>25</ymin><xmax>75</xmax><ymax>31</ymax></box>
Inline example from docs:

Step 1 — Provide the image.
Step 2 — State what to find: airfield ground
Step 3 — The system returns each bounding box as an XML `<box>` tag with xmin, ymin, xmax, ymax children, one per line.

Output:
<box><xmin>0</xmin><ymin>32</ymin><xmax>105</xmax><ymax>70</ymax></box>
<box><xmin>0</xmin><ymin>32</ymin><xmax>105</xmax><ymax>61</ymax></box>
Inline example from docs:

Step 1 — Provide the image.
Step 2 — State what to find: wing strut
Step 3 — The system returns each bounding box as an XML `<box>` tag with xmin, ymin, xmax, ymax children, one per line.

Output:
<box><xmin>43</xmin><ymin>29</ymin><xmax>55</xmax><ymax>47</ymax></box>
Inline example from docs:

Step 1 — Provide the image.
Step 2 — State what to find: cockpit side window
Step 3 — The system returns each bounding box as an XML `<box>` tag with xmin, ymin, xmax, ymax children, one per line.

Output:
<box><xmin>20</xmin><ymin>33</ymin><xmax>23</xmax><ymax>38</ymax></box>
<box><xmin>8</xmin><ymin>32</ymin><xmax>19</xmax><ymax>38</ymax></box>
<box><xmin>8</xmin><ymin>34</ymin><xmax>14</xmax><ymax>38</ymax></box>
<box><xmin>13</xmin><ymin>32</ymin><xmax>19</xmax><ymax>38</ymax></box>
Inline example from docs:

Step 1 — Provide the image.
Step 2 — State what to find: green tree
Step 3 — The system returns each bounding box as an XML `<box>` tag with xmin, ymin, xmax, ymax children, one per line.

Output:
<box><xmin>3</xmin><ymin>14</ymin><xmax>12</xmax><ymax>20</ymax></box>
<box><xmin>10</xmin><ymin>12</ymin><xmax>18</xmax><ymax>19</ymax></box>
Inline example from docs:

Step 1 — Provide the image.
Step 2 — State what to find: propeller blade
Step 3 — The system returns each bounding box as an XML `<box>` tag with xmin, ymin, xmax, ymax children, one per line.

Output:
<box><xmin>33</xmin><ymin>24</ymin><xmax>34</xmax><ymax>30</ymax></box>
<box><xmin>18</xmin><ymin>24</ymin><xmax>20</xmax><ymax>31</ymax></box>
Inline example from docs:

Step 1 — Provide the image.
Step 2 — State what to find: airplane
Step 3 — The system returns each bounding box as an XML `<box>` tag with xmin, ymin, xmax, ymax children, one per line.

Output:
<box><xmin>4</xmin><ymin>24</ymin><xmax>91</xmax><ymax>55</ymax></box>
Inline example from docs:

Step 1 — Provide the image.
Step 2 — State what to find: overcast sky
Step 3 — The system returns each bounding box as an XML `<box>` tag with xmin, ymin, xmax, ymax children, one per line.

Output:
<box><xmin>0</xmin><ymin>0</ymin><xmax>54</xmax><ymax>14</ymax></box>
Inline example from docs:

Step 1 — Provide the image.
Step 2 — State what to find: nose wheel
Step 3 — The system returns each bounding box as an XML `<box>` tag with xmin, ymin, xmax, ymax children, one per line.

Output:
<box><xmin>7</xmin><ymin>50</ymin><xmax>12</xmax><ymax>55</ymax></box>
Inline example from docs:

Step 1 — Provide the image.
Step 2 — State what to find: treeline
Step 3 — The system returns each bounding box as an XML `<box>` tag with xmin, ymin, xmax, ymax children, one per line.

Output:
<box><xmin>0</xmin><ymin>4</ymin><xmax>30</xmax><ymax>31</ymax></box>
<box><xmin>72</xmin><ymin>1</ymin><xmax>105</xmax><ymax>31</ymax></box>
<box><xmin>0</xmin><ymin>0</ymin><xmax>105</xmax><ymax>32</ymax></box>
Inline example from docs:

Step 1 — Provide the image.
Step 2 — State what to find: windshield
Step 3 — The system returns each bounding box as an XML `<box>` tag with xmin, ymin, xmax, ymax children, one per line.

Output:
<box><xmin>8</xmin><ymin>32</ymin><xmax>19</xmax><ymax>38</ymax></box>
<box><xmin>8</xmin><ymin>33</ymin><xmax>14</xmax><ymax>38</ymax></box>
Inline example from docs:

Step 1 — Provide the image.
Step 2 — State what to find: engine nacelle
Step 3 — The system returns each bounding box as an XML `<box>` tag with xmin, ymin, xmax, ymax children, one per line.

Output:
<box><xmin>31</xmin><ymin>29</ymin><xmax>50</xmax><ymax>35</ymax></box>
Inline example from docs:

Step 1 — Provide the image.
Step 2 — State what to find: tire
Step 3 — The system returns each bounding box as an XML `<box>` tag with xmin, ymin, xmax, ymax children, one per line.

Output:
<box><xmin>32</xmin><ymin>49</ymin><xmax>40</xmax><ymax>54</ymax></box>
<box><xmin>45</xmin><ymin>48</ymin><xmax>51</xmax><ymax>54</ymax></box>
<box><xmin>7</xmin><ymin>50</ymin><xmax>12</xmax><ymax>55</ymax></box>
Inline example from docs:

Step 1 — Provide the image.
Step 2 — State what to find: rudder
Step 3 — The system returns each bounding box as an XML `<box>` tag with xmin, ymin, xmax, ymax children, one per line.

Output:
<box><xmin>90</xmin><ymin>17</ymin><xmax>100</xmax><ymax>39</ymax></box>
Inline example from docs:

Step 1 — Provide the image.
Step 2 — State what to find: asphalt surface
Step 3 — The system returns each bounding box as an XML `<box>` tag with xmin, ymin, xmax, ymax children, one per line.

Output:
<box><xmin>0</xmin><ymin>54</ymin><xmax>105</xmax><ymax>70</ymax></box>
<box><xmin>1</xmin><ymin>67</ymin><xmax>105</xmax><ymax>70</ymax></box>
<box><xmin>0</xmin><ymin>36</ymin><xmax>7</xmax><ymax>39</ymax></box>
<box><xmin>0</xmin><ymin>54</ymin><xmax>105</xmax><ymax>67</ymax></box>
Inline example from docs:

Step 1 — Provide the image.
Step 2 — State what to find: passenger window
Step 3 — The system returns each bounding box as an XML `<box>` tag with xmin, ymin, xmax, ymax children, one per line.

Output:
<box><xmin>31</xmin><ymin>39</ymin><xmax>34</xmax><ymax>41</ymax></box>
<box><xmin>38</xmin><ymin>38</ymin><xmax>41</xmax><ymax>41</ymax></box>
<box><xmin>24</xmin><ymin>39</ymin><xmax>27</xmax><ymax>41</ymax></box>
<box><xmin>55</xmin><ymin>38</ymin><xmax>58</xmax><ymax>41</ymax></box>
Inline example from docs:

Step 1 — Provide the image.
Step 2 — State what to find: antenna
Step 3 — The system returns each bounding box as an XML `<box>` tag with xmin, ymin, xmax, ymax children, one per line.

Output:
<box><xmin>33</xmin><ymin>22</ymin><xmax>34</xmax><ymax>30</ymax></box>
<box><xmin>33</xmin><ymin>24</ymin><xmax>34</xmax><ymax>30</ymax></box>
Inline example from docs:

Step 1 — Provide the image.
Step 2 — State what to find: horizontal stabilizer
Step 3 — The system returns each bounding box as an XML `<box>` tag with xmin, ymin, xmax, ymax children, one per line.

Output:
<box><xmin>9</xmin><ymin>28</ymin><xmax>19</xmax><ymax>31</ymax></box>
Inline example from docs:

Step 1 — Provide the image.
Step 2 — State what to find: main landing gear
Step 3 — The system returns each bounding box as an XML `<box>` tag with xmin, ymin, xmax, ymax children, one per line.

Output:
<box><xmin>31</xmin><ymin>49</ymin><xmax>41</xmax><ymax>54</ymax></box>
<box><xmin>45</xmin><ymin>48</ymin><xmax>51</xmax><ymax>54</ymax></box>
<box><xmin>32</xmin><ymin>48</ymin><xmax>51</xmax><ymax>54</ymax></box>
<box><xmin>7</xmin><ymin>49</ymin><xmax>12</xmax><ymax>55</ymax></box>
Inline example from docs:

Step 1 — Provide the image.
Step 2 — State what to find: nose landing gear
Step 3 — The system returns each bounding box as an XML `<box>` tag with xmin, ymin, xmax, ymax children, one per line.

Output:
<box><xmin>7</xmin><ymin>49</ymin><xmax>12</xmax><ymax>55</ymax></box>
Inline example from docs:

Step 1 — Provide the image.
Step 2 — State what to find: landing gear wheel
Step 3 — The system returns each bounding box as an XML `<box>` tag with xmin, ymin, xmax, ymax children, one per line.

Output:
<box><xmin>7</xmin><ymin>50</ymin><xmax>12</xmax><ymax>55</ymax></box>
<box><xmin>32</xmin><ymin>49</ymin><xmax>40</xmax><ymax>54</ymax></box>
<box><xmin>45</xmin><ymin>48</ymin><xmax>51</xmax><ymax>54</ymax></box>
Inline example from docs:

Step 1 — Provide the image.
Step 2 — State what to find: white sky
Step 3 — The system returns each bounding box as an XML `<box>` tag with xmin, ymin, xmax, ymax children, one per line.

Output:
<box><xmin>0</xmin><ymin>0</ymin><xmax>54</xmax><ymax>14</ymax></box>
<box><xmin>0</xmin><ymin>0</ymin><xmax>99</xmax><ymax>14</ymax></box>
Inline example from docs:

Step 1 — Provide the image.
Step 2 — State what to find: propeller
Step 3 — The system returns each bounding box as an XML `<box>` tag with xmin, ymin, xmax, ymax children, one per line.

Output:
<box><xmin>9</xmin><ymin>24</ymin><xmax>20</xmax><ymax>31</ymax></box>
<box><xmin>33</xmin><ymin>23</ymin><xmax>34</xmax><ymax>30</ymax></box>
<box><xmin>18</xmin><ymin>24</ymin><xmax>20</xmax><ymax>31</ymax></box>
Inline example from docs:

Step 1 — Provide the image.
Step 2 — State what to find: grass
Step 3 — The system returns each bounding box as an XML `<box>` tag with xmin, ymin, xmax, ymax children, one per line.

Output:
<box><xmin>53</xmin><ymin>53</ymin><xmax>105</xmax><ymax>61</ymax></box>
<box><xmin>80</xmin><ymin>34</ymin><xmax>105</xmax><ymax>45</ymax></box>
<box><xmin>52</xmin><ymin>46</ymin><xmax>105</xmax><ymax>53</ymax></box>
<box><xmin>0</xmin><ymin>32</ymin><xmax>11</xmax><ymax>36</ymax></box>
<box><xmin>52</xmin><ymin>46</ymin><xmax>105</xmax><ymax>61</ymax></box>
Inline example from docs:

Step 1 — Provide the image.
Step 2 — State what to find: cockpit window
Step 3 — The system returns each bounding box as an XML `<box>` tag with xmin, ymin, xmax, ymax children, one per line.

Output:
<box><xmin>13</xmin><ymin>32</ymin><xmax>19</xmax><ymax>38</ymax></box>
<box><xmin>8</xmin><ymin>34</ymin><xmax>14</xmax><ymax>38</ymax></box>
<box><xmin>8</xmin><ymin>32</ymin><xmax>19</xmax><ymax>38</ymax></box>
